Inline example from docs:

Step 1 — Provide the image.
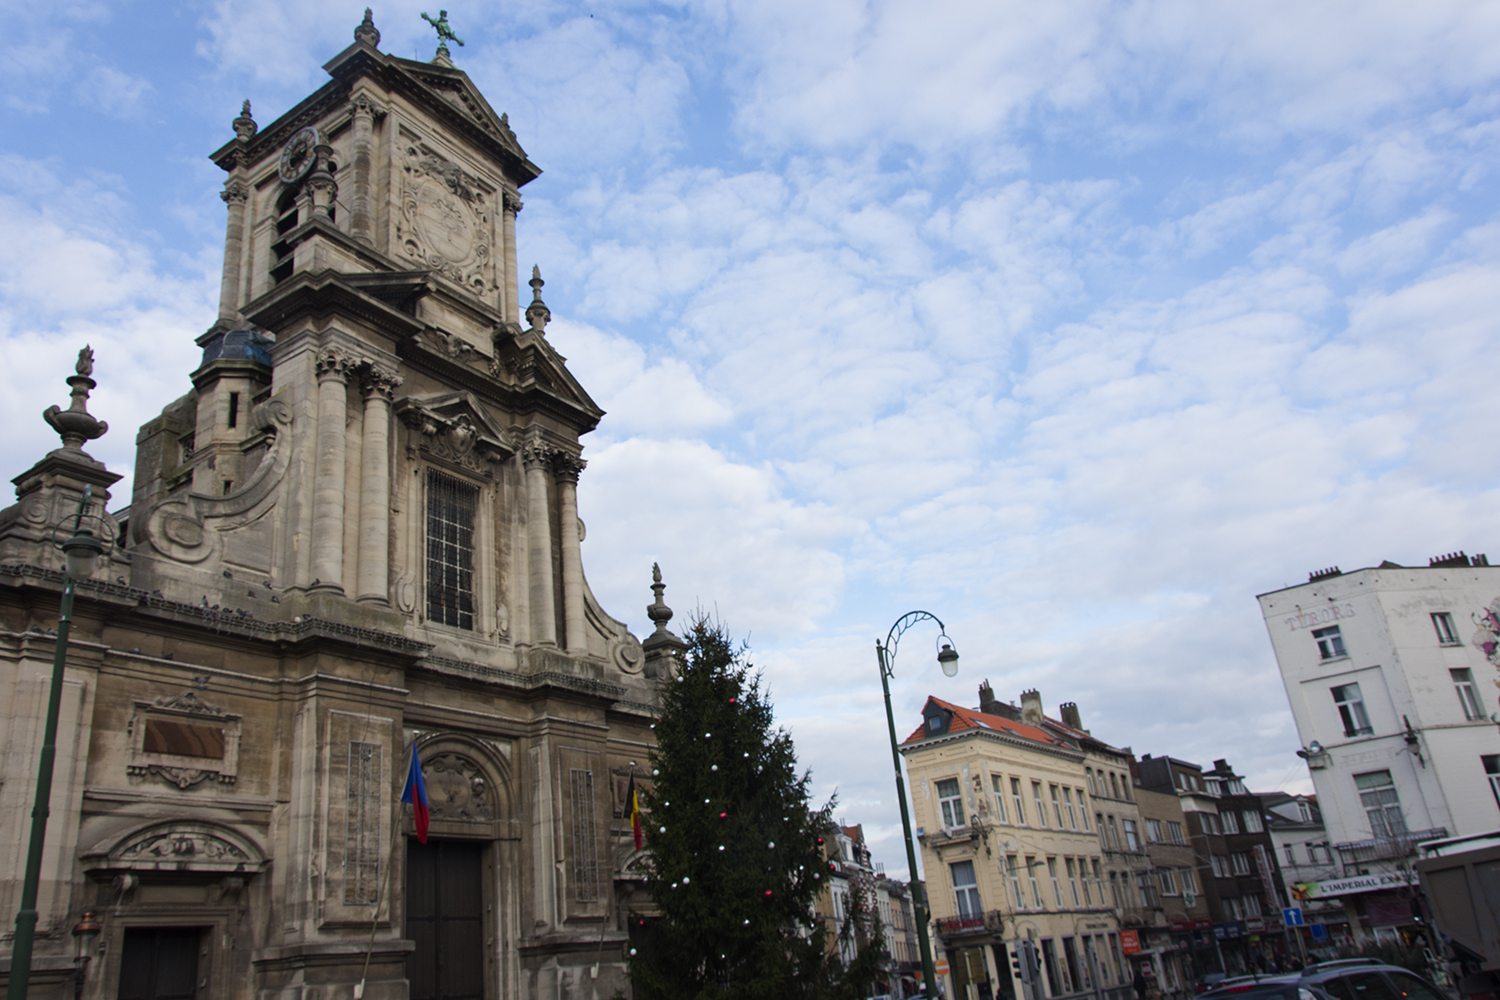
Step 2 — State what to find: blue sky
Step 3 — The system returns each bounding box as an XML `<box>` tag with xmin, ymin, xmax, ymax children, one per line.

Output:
<box><xmin>4</xmin><ymin>0</ymin><xmax>1500</xmax><ymax>877</ymax></box>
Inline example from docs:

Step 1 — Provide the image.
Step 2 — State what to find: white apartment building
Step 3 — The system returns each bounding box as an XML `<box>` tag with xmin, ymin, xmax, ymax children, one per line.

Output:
<box><xmin>1258</xmin><ymin>553</ymin><xmax>1500</xmax><ymax>943</ymax></box>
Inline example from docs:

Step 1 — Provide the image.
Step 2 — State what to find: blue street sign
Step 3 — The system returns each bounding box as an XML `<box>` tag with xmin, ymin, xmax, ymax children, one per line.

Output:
<box><xmin>1283</xmin><ymin>907</ymin><xmax>1304</xmax><ymax>927</ymax></box>
<box><xmin>1310</xmin><ymin>924</ymin><xmax>1328</xmax><ymax>942</ymax></box>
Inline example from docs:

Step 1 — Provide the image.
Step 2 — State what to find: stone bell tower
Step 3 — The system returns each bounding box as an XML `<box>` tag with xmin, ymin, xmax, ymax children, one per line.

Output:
<box><xmin>129</xmin><ymin>7</ymin><xmax>636</xmax><ymax>671</ymax></box>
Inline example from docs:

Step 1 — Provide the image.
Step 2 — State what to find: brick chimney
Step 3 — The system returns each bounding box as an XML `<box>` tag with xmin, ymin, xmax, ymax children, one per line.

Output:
<box><xmin>979</xmin><ymin>680</ymin><xmax>999</xmax><ymax>715</ymax></box>
<box><xmin>1020</xmin><ymin>689</ymin><xmax>1044</xmax><ymax>726</ymax></box>
<box><xmin>1059</xmin><ymin>701</ymin><xmax>1082</xmax><ymax>730</ymax></box>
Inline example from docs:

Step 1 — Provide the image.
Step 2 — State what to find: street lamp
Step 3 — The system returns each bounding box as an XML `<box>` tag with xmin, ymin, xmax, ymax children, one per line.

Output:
<box><xmin>877</xmin><ymin>611</ymin><xmax>960</xmax><ymax>1000</ymax></box>
<box><xmin>71</xmin><ymin>911</ymin><xmax>100</xmax><ymax>1000</ymax></box>
<box><xmin>8</xmin><ymin>485</ymin><xmax>105</xmax><ymax>1000</ymax></box>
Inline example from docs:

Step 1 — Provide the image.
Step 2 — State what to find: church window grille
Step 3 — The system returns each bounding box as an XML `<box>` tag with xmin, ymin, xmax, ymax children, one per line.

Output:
<box><xmin>570</xmin><ymin>768</ymin><xmax>599</xmax><ymax>901</ymax></box>
<box><xmin>425</xmin><ymin>470</ymin><xmax>477</xmax><ymax>630</ymax></box>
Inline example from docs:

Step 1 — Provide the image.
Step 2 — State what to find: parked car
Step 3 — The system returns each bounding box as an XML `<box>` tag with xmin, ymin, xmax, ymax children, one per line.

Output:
<box><xmin>1298</xmin><ymin>960</ymin><xmax>1450</xmax><ymax>1000</ymax></box>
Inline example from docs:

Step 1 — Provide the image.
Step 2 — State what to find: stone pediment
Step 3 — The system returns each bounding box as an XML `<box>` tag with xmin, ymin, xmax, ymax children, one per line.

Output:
<box><xmin>492</xmin><ymin>331</ymin><xmax>604</xmax><ymax>422</ymax></box>
<box><xmin>395</xmin><ymin>391</ymin><xmax>514</xmax><ymax>477</ymax></box>
<box><xmin>398</xmin><ymin>62</ymin><xmax>529</xmax><ymax>162</ymax></box>
<box><xmin>81</xmin><ymin>819</ymin><xmax>267</xmax><ymax>875</ymax></box>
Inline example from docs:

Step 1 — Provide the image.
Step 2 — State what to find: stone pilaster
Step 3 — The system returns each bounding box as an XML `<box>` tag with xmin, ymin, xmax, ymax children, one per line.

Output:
<box><xmin>218</xmin><ymin>179</ymin><xmax>249</xmax><ymax>324</ymax></box>
<box><xmin>311</xmin><ymin>348</ymin><xmax>353</xmax><ymax>592</ymax></box>
<box><xmin>501</xmin><ymin>191</ymin><xmax>522</xmax><ymax>326</ymax></box>
<box><xmin>554</xmin><ymin>454</ymin><xmax>587</xmax><ymax>654</ymax></box>
<box><xmin>349</xmin><ymin>94</ymin><xmax>379</xmax><ymax>244</ymax></box>
<box><xmin>521</xmin><ymin>436</ymin><xmax>556</xmax><ymax>646</ymax></box>
<box><xmin>356</xmin><ymin>365</ymin><xmax>400</xmax><ymax>605</ymax></box>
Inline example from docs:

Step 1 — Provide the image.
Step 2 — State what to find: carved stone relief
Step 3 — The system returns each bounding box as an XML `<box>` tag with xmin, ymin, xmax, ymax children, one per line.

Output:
<box><xmin>395</xmin><ymin>392</ymin><xmax>512</xmax><ymax>479</ymax></box>
<box><xmin>84</xmin><ymin>819</ymin><xmax>266</xmax><ymax>876</ymax></box>
<box><xmin>422</xmin><ymin>752</ymin><xmax>494</xmax><ymax>822</ymax></box>
<box><xmin>398</xmin><ymin>144</ymin><xmax>494</xmax><ymax>297</ymax></box>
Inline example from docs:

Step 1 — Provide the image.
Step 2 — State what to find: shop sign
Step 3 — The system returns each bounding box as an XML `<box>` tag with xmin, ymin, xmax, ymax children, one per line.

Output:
<box><xmin>1245</xmin><ymin>917</ymin><xmax>1266</xmax><ymax>933</ymax></box>
<box><xmin>1213</xmin><ymin>922</ymin><xmax>1242</xmax><ymax>940</ymax></box>
<box><xmin>1295</xmin><ymin>871</ymin><xmax>1413</xmax><ymax>899</ymax></box>
<box><xmin>1120</xmin><ymin>930</ymin><xmax>1141</xmax><ymax>955</ymax></box>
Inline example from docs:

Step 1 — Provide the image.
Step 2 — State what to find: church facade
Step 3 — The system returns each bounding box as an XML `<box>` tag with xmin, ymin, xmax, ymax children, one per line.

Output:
<box><xmin>0</xmin><ymin>11</ymin><xmax>675</xmax><ymax>1000</ymax></box>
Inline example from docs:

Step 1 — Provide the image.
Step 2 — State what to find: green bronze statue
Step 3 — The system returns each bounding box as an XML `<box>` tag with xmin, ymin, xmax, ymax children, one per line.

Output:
<box><xmin>421</xmin><ymin>9</ymin><xmax>465</xmax><ymax>56</ymax></box>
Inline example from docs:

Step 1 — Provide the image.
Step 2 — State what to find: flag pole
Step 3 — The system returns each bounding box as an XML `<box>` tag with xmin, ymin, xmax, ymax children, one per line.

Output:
<box><xmin>355</xmin><ymin>735</ymin><xmax>421</xmax><ymax>1000</ymax></box>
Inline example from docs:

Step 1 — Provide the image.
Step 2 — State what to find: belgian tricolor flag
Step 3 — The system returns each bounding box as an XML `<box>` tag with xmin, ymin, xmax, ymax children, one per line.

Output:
<box><xmin>628</xmin><ymin>773</ymin><xmax>643</xmax><ymax>850</ymax></box>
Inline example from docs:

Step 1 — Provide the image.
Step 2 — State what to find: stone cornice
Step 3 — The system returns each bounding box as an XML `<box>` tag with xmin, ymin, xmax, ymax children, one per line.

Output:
<box><xmin>0</xmin><ymin>563</ymin><xmax>432</xmax><ymax>659</ymax></box>
<box><xmin>242</xmin><ymin>268</ymin><xmax>428</xmax><ymax>345</ymax></box>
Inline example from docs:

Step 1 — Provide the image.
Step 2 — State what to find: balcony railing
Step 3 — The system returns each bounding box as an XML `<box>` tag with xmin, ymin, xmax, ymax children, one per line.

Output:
<box><xmin>935</xmin><ymin>909</ymin><xmax>1004</xmax><ymax>940</ymax></box>
<box><xmin>1334</xmin><ymin>828</ymin><xmax>1447</xmax><ymax>865</ymax></box>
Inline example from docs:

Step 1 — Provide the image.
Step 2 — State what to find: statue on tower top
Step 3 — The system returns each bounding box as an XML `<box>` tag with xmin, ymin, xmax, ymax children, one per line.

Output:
<box><xmin>421</xmin><ymin>9</ymin><xmax>464</xmax><ymax>63</ymax></box>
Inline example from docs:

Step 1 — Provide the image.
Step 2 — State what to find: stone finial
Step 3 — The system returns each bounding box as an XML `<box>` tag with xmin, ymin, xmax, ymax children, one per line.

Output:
<box><xmin>232</xmin><ymin>99</ymin><xmax>257</xmax><ymax>140</ymax></box>
<box><xmin>647</xmin><ymin>562</ymin><xmax>672</xmax><ymax>635</ymax></box>
<box><xmin>525</xmin><ymin>265</ymin><xmax>551</xmax><ymax>333</ymax></box>
<box><xmin>355</xmin><ymin>7</ymin><xmax>381</xmax><ymax>47</ymax></box>
<box><xmin>43</xmin><ymin>346</ymin><xmax>108</xmax><ymax>451</ymax></box>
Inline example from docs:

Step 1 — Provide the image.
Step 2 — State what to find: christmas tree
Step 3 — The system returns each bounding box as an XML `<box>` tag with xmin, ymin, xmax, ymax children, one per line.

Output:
<box><xmin>629</xmin><ymin>615</ymin><xmax>883</xmax><ymax>999</ymax></box>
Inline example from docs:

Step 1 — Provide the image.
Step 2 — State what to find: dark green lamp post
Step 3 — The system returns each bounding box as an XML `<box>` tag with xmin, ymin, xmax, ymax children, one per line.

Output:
<box><xmin>8</xmin><ymin>486</ymin><xmax>105</xmax><ymax>1000</ymax></box>
<box><xmin>877</xmin><ymin>611</ymin><xmax>959</xmax><ymax>1000</ymax></box>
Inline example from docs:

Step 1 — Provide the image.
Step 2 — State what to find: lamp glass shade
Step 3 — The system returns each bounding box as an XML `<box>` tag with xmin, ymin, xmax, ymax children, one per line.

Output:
<box><xmin>71</xmin><ymin>911</ymin><xmax>101</xmax><ymax>960</ymax></box>
<box><xmin>61</xmin><ymin>531</ymin><xmax>103</xmax><ymax>581</ymax></box>
<box><xmin>937</xmin><ymin>644</ymin><xmax>959</xmax><ymax>677</ymax></box>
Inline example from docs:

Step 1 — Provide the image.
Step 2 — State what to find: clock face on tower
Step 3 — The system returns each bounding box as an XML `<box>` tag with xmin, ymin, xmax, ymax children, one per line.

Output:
<box><xmin>278</xmin><ymin>127</ymin><xmax>321</xmax><ymax>184</ymax></box>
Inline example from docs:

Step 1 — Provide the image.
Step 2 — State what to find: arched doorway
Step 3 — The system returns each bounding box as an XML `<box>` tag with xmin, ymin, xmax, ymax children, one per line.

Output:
<box><xmin>401</xmin><ymin>734</ymin><xmax>517</xmax><ymax>1000</ymax></box>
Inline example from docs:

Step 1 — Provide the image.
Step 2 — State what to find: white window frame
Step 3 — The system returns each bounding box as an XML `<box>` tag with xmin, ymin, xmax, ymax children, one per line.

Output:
<box><xmin>1313</xmin><ymin>625</ymin><xmax>1347</xmax><ymax>660</ymax></box>
<box><xmin>1167</xmin><ymin>820</ymin><xmax>1184</xmax><ymax>845</ymax></box>
<box><xmin>937</xmin><ymin>777</ymin><xmax>965</xmax><ymax>830</ymax></box>
<box><xmin>1453</xmin><ymin>668</ymin><xmax>1485</xmax><ymax>721</ymax></box>
<box><xmin>1243</xmin><ymin>810</ymin><xmax>1264</xmax><ymax>833</ymax></box>
<box><xmin>1145</xmin><ymin>818</ymin><xmax>1163</xmax><ymax>842</ymax></box>
<box><xmin>1034</xmin><ymin>782</ymin><xmax>1049</xmax><ymax>828</ymax></box>
<box><xmin>1157</xmin><ymin>868</ymin><xmax>1179</xmax><ymax>896</ymax></box>
<box><xmin>1332</xmin><ymin>681</ymin><xmax>1374</xmax><ymax>737</ymax></box>
<box><xmin>1221</xmin><ymin>810</ymin><xmax>1240</xmax><ymax>834</ymax></box>
<box><xmin>1484</xmin><ymin>755</ymin><xmax>1500</xmax><ymax>811</ymax></box>
<box><xmin>1354</xmin><ymin>769</ymin><xmax>1407</xmax><ymax>840</ymax></box>
<box><xmin>991</xmin><ymin>774</ymin><xmax>1011</xmax><ymax>824</ymax></box>
<box><xmin>1433</xmin><ymin>611</ymin><xmax>1461</xmax><ymax>645</ymax></box>
<box><xmin>1007</xmin><ymin>855</ymin><xmax>1026</xmax><ymax>910</ymax></box>
<box><xmin>1063</xmin><ymin>787</ymin><xmax>1079</xmax><ymax>830</ymax></box>
<box><xmin>1231</xmin><ymin>852</ymin><xmax>1251</xmax><ymax>876</ymax></box>
<box><xmin>1012</xmin><ymin>777</ymin><xmax>1028</xmax><ymax>826</ymax></box>
<box><xmin>1077</xmin><ymin>791</ymin><xmax>1090</xmax><ymax>830</ymax></box>
<box><xmin>951</xmin><ymin>859</ymin><xmax>982</xmax><ymax>919</ymax></box>
<box><xmin>1122</xmin><ymin>819</ymin><xmax>1140</xmax><ymax>850</ymax></box>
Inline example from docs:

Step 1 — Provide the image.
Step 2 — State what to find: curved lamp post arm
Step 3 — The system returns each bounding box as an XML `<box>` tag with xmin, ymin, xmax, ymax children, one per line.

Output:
<box><xmin>878</xmin><ymin>610</ymin><xmax>959</xmax><ymax>1000</ymax></box>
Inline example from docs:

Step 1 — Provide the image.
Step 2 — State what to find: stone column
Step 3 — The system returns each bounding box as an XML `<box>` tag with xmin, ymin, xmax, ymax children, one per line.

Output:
<box><xmin>554</xmin><ymin>455</ymin><xmax>587</xmax><ymax>654</ymax></box>
<box><xmin>307</xmin><ymin>143</ymin><xmax>338</xmax><ymax>220</ymax></box>
<box><xmin>350</xmin><ymin>94</ymin><xmax>377</xmax><ymax>244</ymax></box>
<box><xmin>357</xmin><ymin>365</ymin><xmax>401</xmax><ymax>604</ymax></box>
<box><xmin>522</xmin><ymin>437</ymin><xmax>556</xmax><ymax>646</ymax></box>
<box><xmin>311</xmin><ymin>349</ymin><xmax>352</xmax><ymax>592</ymax></box>
<box><xmin>218</xmin><ymin>179</ymin><xmax>249</xmax><ymax>324</ymax></box>
<box><xmin>502</xmin><ymin>191</ymin><xmax>522</xmax><ymax>326</ymax></box>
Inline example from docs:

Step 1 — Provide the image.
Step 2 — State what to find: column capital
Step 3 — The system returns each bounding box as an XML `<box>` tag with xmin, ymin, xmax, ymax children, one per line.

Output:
<box><xmin>316</xmin><ymin>348</ymin><xmax>355</xmax><ymax>382</ymax></box>
<box><xmin>552</xmin><ymin>452</ymin><xmax>586</xmax><ymax>484</ymax></box>
<box><xmin>221</xmin><ymin>178</ymin><xmax>249</xmax><ymax>204</ymax></box>
<box><xmin>521</xmin><ymin>436</ymin><xmax>554</xmax><ymax>471</ymax></box>
<box><xmin>502</xmin><ymin>190</ymin><xmax>523</xmax><ymax>213</ymax></box>
<box><xmin>360</xmin><ymin>363</ymin><xmax>402</xmax><ymax>401</ymax></box>
<box><xmin>350</xmin><ymin>91</ymin><xmax>385</xmax><ymax>119</ymax></box>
